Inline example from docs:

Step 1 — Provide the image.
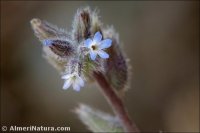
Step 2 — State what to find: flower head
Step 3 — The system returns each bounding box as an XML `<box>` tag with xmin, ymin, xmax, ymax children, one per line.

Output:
<box><xmin>31</xmin><ymin>7</ymin><xmax>128</xmax><ymax>93</ymax></box>
<box><xmin>85</xmin><ymin>32</ymin><xmax>112</xmax><ymax>60</ymax></box>
<box><xmin>62</xmin><ymin>73</ymin><xmax>84</xmax><ymax>91</ymax></box>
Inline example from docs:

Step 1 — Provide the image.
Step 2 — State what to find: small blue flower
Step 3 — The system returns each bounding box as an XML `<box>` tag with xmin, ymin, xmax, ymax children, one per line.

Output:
<box><xmin>61</xmin><ymin>73</ymin><xmax>84</xmax><ymax>91</ymax></box>
<box><xmin>84</xmin><ymin>31</ymin><xmax>112</xmax><ymax>60</ymax></box>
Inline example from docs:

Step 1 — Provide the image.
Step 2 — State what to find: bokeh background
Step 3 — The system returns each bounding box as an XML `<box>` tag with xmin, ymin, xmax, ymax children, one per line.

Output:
<box><xmin>1</xmin><ymin>1</ymin><xmax>199</xmax><ymax>132</ymax></box>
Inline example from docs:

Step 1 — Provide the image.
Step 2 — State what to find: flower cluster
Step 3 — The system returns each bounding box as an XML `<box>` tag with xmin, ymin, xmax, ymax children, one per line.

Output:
<box><xmin>42</xmin><ymin>31</ymin><xmax>112</xmax><ymax>91</ymax></box>
<box><xmin>63</xmin><ymin>32</ymin><xmax>112</xmax><ymax>91</ymax></box>
<box><xmin>31</xmin><ymin>7</ymin><xmax>128</xmax><ymax>92</ymax></box>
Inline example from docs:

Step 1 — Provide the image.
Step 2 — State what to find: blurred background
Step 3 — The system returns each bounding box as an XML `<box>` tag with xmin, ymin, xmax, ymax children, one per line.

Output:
<box><xmin>1</xmin><ymin>1</ymin><xmax>199</xmax><ymax>132</ymax></box>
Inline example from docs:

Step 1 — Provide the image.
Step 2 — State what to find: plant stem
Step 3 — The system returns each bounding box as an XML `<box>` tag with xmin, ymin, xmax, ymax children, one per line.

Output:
<box><xmin>93</xmin><ymin>71</ymin><xmax>140</xmax><ymax>132</ymax></box>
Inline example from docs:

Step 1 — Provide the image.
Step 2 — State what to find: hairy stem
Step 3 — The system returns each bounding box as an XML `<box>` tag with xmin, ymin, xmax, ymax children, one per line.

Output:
<box><xmin>93</xmin><ymin>71</ymin><xmax>140</xmax><ymax>132</ymax></box>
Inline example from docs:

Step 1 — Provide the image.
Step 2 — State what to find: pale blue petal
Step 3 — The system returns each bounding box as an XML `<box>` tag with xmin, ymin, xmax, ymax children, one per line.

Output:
<box><xmin>43</xmin><ymin>39</ymin><xmax>53</xmax><ymax>46</ymax></box>
<box><xmin>73</xmin><ymin>83</ymin><xmax>81</xmax><ymax>91</ymax></box>
<box><xmin>98</xmin><ymin>50</ymin><xmax>109</xmax><ymax>59</ymax></box>
<box><xmin>84</xmin><ymin>38</ymin><xmax>93</xmax><ymax>48</ymax></box>
<box><xmin>93</xmin><ymin>32</ymin><xmax>102</xmax><ymax>43</ymax></box>
<box><xmin>99</xmin><ymin>39</ymin><xmax>112</xmax><ymax>49</ymax></box>
<box><xmin>63</xmin><ymin>79</ymin><xmax>72</xmax><ymax>90</ymax></box>
<box><xmin>77</xmin><ymin>77</ymin><xmax>84</xmax><ymax>87</ymax></box>
<box><xmin>61</xmin><ymin>74</ymin><xmax>72</xmax><ymax>79</ymax></box>
<box><xmin>90</xmin><ymin>51</ymin><xmax>97</xmax><ymax>60</ymax></box>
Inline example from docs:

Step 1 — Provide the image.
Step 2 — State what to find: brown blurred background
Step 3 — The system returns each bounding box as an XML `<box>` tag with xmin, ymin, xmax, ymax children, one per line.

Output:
<box><xmin>1</xmin><ymin>1</ymin><xmax>199</xmax><ymax>132</ymax></box>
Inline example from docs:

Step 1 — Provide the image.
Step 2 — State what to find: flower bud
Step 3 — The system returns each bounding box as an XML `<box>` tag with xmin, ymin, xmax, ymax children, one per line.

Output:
<box><xmin>30</xmin><ymin>18</ymin><xmax>69</xmax><ymax>41</ymax></box>
<box><xmin>72</xmin><ymin>7</ymin><xmax>91</xmax><ymax>42</ymax></box>
<box><xmin>42</xmin><ymin>39</ymin><xmax>75</xmax><ymax>58</ymax></box>
<box><xmin>102</xmin><ymin>27</ymin><xmax>129</xmax><ymax>92</ymax></box>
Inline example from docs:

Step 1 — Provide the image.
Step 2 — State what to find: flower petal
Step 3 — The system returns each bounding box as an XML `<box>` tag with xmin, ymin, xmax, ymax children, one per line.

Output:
<box><xmin>61</xmin><ymin>74</ymin><xmax>72</xmax><ymax>79</ymax></box>
<box><xmin>43</xmin><ymin>39</ymin><xmax>53</xmax><ymax>46</ymax></box>
<box><xmin>98</xmin><ymin>50</ymin><xmax>109</xmax><ymax>59</ymax></box>
<box><xmin>99</xmin><ymin>39</ymin><xmax>112</xmax><ymax>49</ymax></box>
<box><xmin>77</xmin><ymin>76</ymin><xmax>84</xmax><ymax>87</ymax></box>
<box><xmin>93</xmin><ymin>32</ymin><xmax>102</xmax><ymax>43</ymax></box>
<box><xmin>73</xmin><ymin>83</ymin><xmax>81</xmax><ymax>91</ymax></box>
<box><xmin>63</xmin><ymin>79</ymin><xmax>72</xmax><ymax>90</ymax></box>
<box><xmin>84</xmin><ymin>38</ymin><xmax>93</xmax><ymax>48</ymax></box>
<box><xmin>90</xmin><ymin>51</ymin><xmax>97</xmax><ymax>60</ymax></box>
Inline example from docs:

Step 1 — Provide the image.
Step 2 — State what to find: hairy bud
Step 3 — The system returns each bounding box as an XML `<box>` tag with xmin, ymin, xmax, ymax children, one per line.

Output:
<box><xmin>43</xmin><ymin>39</ymin><xmax>75</xmax><ymax>58</ymax></box>
<box><xmin>75</xmin><ymin>104</ymin><xmax>124</xmax><ymax>132</ymax></box>
<box><xmin>103</xmin><ymin>27</ymin><xmax>129</xmax><ymax>91</ymax></box>
<box><xmin>72</xmin><ymin>7</ymin><xmax>91</xmax><ymax>42</ymax></box>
